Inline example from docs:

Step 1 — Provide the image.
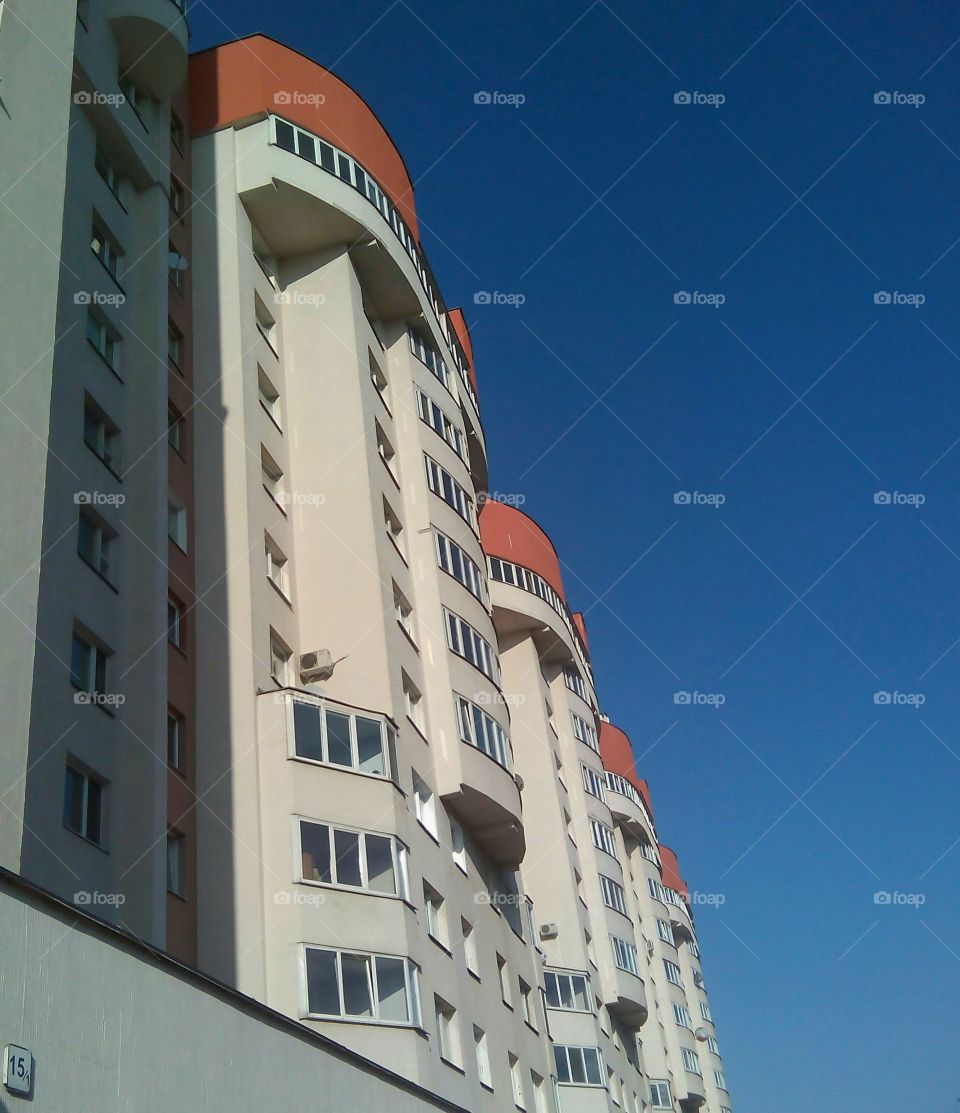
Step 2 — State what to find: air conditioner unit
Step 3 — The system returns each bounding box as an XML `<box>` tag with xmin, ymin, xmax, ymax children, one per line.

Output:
<box><xmin>514</xmin><ymin>773</ymin><xmax>525</xmax><ymax>792</ymax></box>
<box><xmin>299</xmin><ymin>649</ymin><xmax>335</xmax><ymax>683</ymax></box>
<box><xmin>539</xmin><ymin>923</ymin><xmax>560</xmax><ymax>941</ymax></box>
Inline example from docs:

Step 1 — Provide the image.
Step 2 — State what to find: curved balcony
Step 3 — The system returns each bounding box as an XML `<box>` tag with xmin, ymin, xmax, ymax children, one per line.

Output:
<box><xmin>604</xmin><ymin>970</ymin><xmax>648</xmax><ymax>1029</ymax></box>
<box><xmin>440</xmin><ymin>739</ymin><xmax>525</xmax><ymax>865</ymax></box>
<box><xmin>109</xmin><ymin>0</ymin><xmax>188</xmax><ymax>101</ymax></box>
<box><xmin>604</xmin><ymin>771</ymin><xmax>657</xmax><ymax>843</ymax></box>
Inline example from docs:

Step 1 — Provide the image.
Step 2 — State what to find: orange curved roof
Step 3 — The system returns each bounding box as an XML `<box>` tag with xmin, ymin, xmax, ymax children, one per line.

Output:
<box><xmin>659</xmin><ymin>845</ymin><xmax>688</xmax><ymax>899</ymax></box>
<box><xmin>189</xmin><ymin>35</ymin><xmax>419</xmax><ymax>239</ymax></box>
<box><xmin>448</xmin><ymin>308</ymin><xmax>478</xmax><ymax>400</ymax></box>
<box><xmin>479</xmin><ymin>501</ymin><xmax>566</xmax><ymax>602</ymax></box>
<box><xmin>572</xmin><ymin>611</ymin><xmax>589</xmax><ymax>650</ymax></box>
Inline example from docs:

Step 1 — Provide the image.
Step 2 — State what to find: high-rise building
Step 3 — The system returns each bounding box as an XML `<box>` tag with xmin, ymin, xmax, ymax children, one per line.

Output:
<box><xmin>0</xmin><ymin>9</ymin><xmax>731</xmax><ymax>1113</ymax></box>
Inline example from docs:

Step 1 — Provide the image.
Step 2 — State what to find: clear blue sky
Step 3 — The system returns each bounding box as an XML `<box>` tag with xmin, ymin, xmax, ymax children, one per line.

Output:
<box><xmin>189</xmin><ymin>3</ymin><xmax>960</xmax><ymax>1109</ymax></box>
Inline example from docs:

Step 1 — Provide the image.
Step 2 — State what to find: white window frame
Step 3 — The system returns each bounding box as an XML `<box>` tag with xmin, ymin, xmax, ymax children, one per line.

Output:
<box><xmin>543</xmin><ymin>970</ymin><xmax>591</xmax><ymax>1012</ymax></box>
<box><xmin>664</xmin><ymin>959</ymin><xmax>683</xmax><ymax>987</ymax></box>
<box><xmin>425</xmin><ymin>454</ymin><xmax>475</xmax><ymax>528</ymax></box>
<box><xmin>590</xmin><ymin>819</ymin><xmax>617</xmax><ymax>857</ymax></box>
<box><xmin>413</xmin><ymin>771</ymin><xmax>437</xmax><ymax>838</ymax></box>
<box><xmin>572</xmin><ymin>713</ymin><xmax>599</xmax><ymax>752</ymax></box>
<box><xmin>290</xmin><ymin>696</ymin><xmax>394</xmax><ymax>780</ymax></box>
<box><xmin>681</xmin><ymin>1048</ymin><xmax>702</xmax><ymax>1075</ymax></box>
<box><xmin>610</xmin><ymin>935</ymin><xmax>639</xmax><ymax>976</ymax></box>
<box><xmin>435</xmin><ymin>530</ymin><xmax>486</xmax><ymax>605</ymax></box>
<box><xmin>554</xmin><ymin>1044</ymin><xmax>604</xmax><ymax>1087</ymax></box>
<box><xmin>580</xmin><ymin>763</ymin><xmax>606</xmax><ymax>801</ymax></box>
<box><xmin>599</xmin><ymin>874</ymin><xmax>628</xmax><ymax>916</ymax></box>
<box><xmin>650</xmin><ymin>1080</ymin><xmax>672</xmax><ymax>1109</ymax></box>
<box><xmin>302</xmin><ymin>945</ymin><xmax>421</xmax><ymax>1027</ymax></box>
<box><xmin>297</xmin><ymin>817</ymin><xmax>408</xmax><ymax>899</ymax></box>
<box><xmin>444</xmin><ymin>608</ymin><xmax>498</xmax><ymax>683</ymax></box>
<box><xmin>416</xmin><ymin>389</ymin><xmax>466</xmax><ymax>460</ymax></box>
<box><xmin>455</xmin><ymin>693</ymin><xmax>511</xmax><ymax>770</ymax></box>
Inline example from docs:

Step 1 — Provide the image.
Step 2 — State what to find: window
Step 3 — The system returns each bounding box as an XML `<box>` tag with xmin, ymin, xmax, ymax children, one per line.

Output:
<box><xmin>450</xmin><ymin>818</ymin><xmax>467</xmax><ymax>873</ymax></box>
<box><xmin>554</xmin><ymin>1045</ymin><xmax>603</xmax><ymax>1087</ymax></box>
<box><xmin>416</xmin><ymin>389</ymin><xmax>466</xmax><ymax>459</ymax></box>
<box><xmin>167</xmin><ymin>710</ymin><xmax>183</xmax><ymax>771</ymax></box>
<box><xmin>706</xmin><ymin>1035</ymin><xmax>720</xmax><ymax>1054</ymax></box>
<box><xmin>167</xmin><ymin>496</ymin><xmax>187</xmax><ymax>551</ymax></box>
<box><xmin>657</xmin><ymin>918</ymin><xmax>675</xmax><ymax>945</ymax></box>
<box><xmin>714</xmin><ymin>1070</ymin><xmax>727</xmax><ymax>1090</ymax></box>
<box><xmin>700</xmin><ymin>1000</ymin><xmax>713</xmax><ymax>1022</ymax></box>
<box><xmin>170</xmin><ymin>110</ymin><xmax>184</xmax><ymax>151</ymax></box>
<box><xmin>269</xmin><ymin>631</ymin><xmax>292</xmax><ymax>684</ymax></box>
<box><xmin>461</xmin><ymin>918</ymin><xmax>479</xmax><ymax>977</ymax></box>
<box><xmin>572</xmin><ymin>713</ymin><xmax>599</xmax><ymax>752</ymax></box>
<box><xmin>590</xmin><ymin>819</ymin><xmax>617</xmax><ymax>857</ymax></box>
<box><xmin>425</xmin><ymin>455</ymin><xmax>475</xmax><ymax>527</ymax></box>
<box><xmin>664</xmin><ymin>959</ymin><xmax>683</xmax><ymax>986</ymax></box>
<box><xmin>118</xmin><ymin>73</ymin><xmax>146</xmax><ymax>123</ymax></box>
<box><xmin>258</xmin><ymin>366</ymin><xmax>281</xmax><ymax>426</ymax></box>
<box><xmin>263</xmin><ymin>534</ymin><xmax>290</xmax><ymax>598</ymax></box>
<box><xmin>91</xmin><ymin>219</ymin><xmax>122</xmax><ymax>280</ymax></box>
<box><xmin>166</xmin><ymin>831</ymin><xmax>185</xmax><ymax>895</ymax></box>
<box><xmin>383</xmin><ymin>497</ymin><xmax>404</xmax><ymax>554</ymax></box>
<box><xmin>444</xmin><ymin>609</ymin><xmax>498</xmax><ymax>683</ymax></box>
<box><xmin>562</xmin><ymin>663</ymin><xmax>587</xmax><ymax>698</ymax></box>
<box><xmin>599</xmin><ymin>874</ymin><xmax>628</xmax><ymax>916</ymax></box>
<box><xmin>394</xmin><ymin>585</ymin><xmax>415</xmax><ymax>641</ymax></box>
<box><xmin>435</xmin><ymin>996</ymin><xmax>460</xmax><ymax>1066</ymax></box>
<box><xmin>70</xmin><ymin>629</ymin><xmax>107</xmax><ymax>695</ymax></box>
<box><xmin>77</xmin><ymin>508</ymin><xmax>116</xmax><ymax>582</ymax></box>
<box><xmin>608</xmin><ymin>1070</ymin><xmax>620</xmax><ymax>1108</ymax></box>
<box><xmin>168</xmin><ymin>320</ymin><xmax>183</xmax><ymax>367</ymax></box>
<box><xmin>435</xmin><ymin>530</ymin><xmax>486</xmax><ymax>604</ymax></box>
<box><xmin>369</xmin><ymin>350</ymin><xmax>389</xmax><ymax>406</ymax></box>
<box><xmin>688</xmin><ymin>937</ymin><xmax>701</xmax><ymax>959</ymax></box>
<box><xmin>95</xmin><ymin>146</ymin><xmax>122</xmax><ymax>200</ymax></box>
<box><xmin>375</xmin><ymin>421</ymin><xmax>397</xmax><ymax>481</ymax></box>
<box><xmin>544</xmin><ymin>970</ymin><xmax>590</xmax><ymax>1011</ymax></box>
<box><xmin>167</xmin><ymin>402</ymin><xmax>185</xmax><ymax>454</ymax></box>
<box><xmin>648</xmin><ymin>877</ymin><xmax>670</xmax><ymax>904</ymax></box>
<box><xmin>167</xmin><ymin>595</ymin><xmax>185</xmax><ymax>648</ymax></box>
<box><xmin>86</xmin><ymin>310</ymin><xmax>118</xmax><ymax>369</ymax></box>
<box><xmin>473</xmin><ymin>1026</ymin><xmax>492</xmax><ymax>1089</ymax></box>
<box><xmin>409</xmin><ymin>327</ymin><xmax>452</xmax><ymax>392</ymax></box>
<box><xmin>412</xmin><ymin>771</ymin><xmax>437</xmax><ymax>837</ymax></box>
<box><xmin>650</xmin><ymin>1081</ymin><xmax>672</xmax><ymax>1109</ymax></box>
<box><xmin>673</xmin><ymin>1003</ymin><xmax>693</xmax><ymax>1029</ymax></box>
<box><xmin>255</xmin><ymin>294</ymin><xmax>277</xmax><ymax>353</ymax></box>
<box><xmin>610</xmin><ymin>935</ymin><xmax>639</xmax><ymax>976</ymax></box>
<box><xmin>581</xmin><ymin>763</ymin><xmax>606</xmax><ymax>801</ymax></box>
<box><xmin>531</xmin><ymin>1073</ymin><xmax>548</xmax><ymax>1113</ymax></box>
<box><xmin>455</xmin><ymin>694</ymin><xmax>511</xmax><ymax>769</ymax></box>
<box><xmin>638</xmin><ymin>838</ymin><xmax>659</xmax><ymax>864</ymax></box>
<box><xmin>169</xmin><ymin>176</ymin><xmax>184</xmax><ymax>216</ymax></box>
<box><xmin>261</xmin><ymin>447</ymin><xmax>285</xmax><ymax>507</ymax></box>
<box><xmin>63</xmin><ymin>763</ymin><xmax>104</xmax><ymax>844</ymax></box>
<box><xmin>496</xmin><ymin>953</ymin><xmax>511</xmax><ymax>1006</ymax></box>
<box><xmin>83</xmin><ymin>396</ymin><xmax>119</xmax><ymax>470</ymax></box>
<box><xmin>168</xmin><ymin>241</ymin><xmax>185</xmax><ymax>289</ymax></box>
<box><xmin>681</xmin><ymin>1048</ymin><xmax>701</xmax><ymax>1075</ymax></box>
<box><xmin>423</xmin><ymin>882</ymin><xmax>446</xmax><ymax>946</ymax></box>
<box><xmin>299</xmin><ymin>819</ymin><xmax>407</xmax><ymax>897</ymax></box>
<box><xmin>291</xmin><ymin>698</ymin><xmax>394</xmax><ymax>778</ymax></box>
<box><xmin>509</xmin><ymin>1053</ymin><xmax>525</xmax><ymax>1109</ymax></box>
<box><xmin>518</xmin><ymin>978</ymin><xmax>536</xmax><ymax>1029</ymax></box>
<box><xmin>304</xmin><ymin>946</ymin><xmax>420</xmax><ymax>1026</ymax></box>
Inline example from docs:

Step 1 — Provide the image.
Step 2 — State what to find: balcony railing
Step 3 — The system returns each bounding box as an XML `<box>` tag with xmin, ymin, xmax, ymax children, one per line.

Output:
<box><xmin>604</xmin><ymin>771</ymin><xmax>657</xmax><ymax>835</ymax></box>
<box><xmin>269</xmin><ymin>114</ymin><xmax>478</xmax><ymax>415</ymax></box>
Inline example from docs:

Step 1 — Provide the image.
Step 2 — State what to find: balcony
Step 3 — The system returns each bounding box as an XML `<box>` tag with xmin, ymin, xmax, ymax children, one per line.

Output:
<box><xmin>109</xmin><ymin>0</ymin><xmax>189</xmax><ymax>101</ymax></box>
<box><xmin>440</xmin><ymin>739</ymin><xmax>525</xmax><ymax>865</ymax></box>
<box><xmin>604</xmin><ymin>772</ymin><xmax>657</xmax><ymax>842</ymax></box>
<box><xmin>605</xmin><ymin>976</ymin><xmax>648</xmax><ymax>1029</ymax></box>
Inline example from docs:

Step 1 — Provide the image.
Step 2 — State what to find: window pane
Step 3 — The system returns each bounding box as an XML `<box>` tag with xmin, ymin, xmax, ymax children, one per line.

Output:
<box><xmin>86</xmin><ymin>779</ymin><xmax>102</xmax><ymax>843</ymax></box>
<box><xmin>333</xmin><ymin>828</ymin><xmax>362</xmax><ymax>887</ymax></box>
<box><xmin>554</xmin><ymin>1046</ymin><xmax>570</xmax><ymax>1083</ymax></box>
<box><xmin>63</xmin><ymin>767</ymin><xmax>84</xmax><ymax>832</ymax></box>
<box><xmin>275</xmin><ymin>120</ymin><xmax>296</xmax><ymax>153</ymax></box>
<box><xmin>70</xmin><ymin>634</ymin><xmax>89</xmax><ymax>688</ymax></box>
<box><xmin>365</xmin><ymin>834</ymin><xmax>395</xmax><ymax>894</ymax></box>
<box><xmin>544</xmin><ymin>974</ymin><xmax>560</xmax><ymax>1008</ymax></box>
<box><xmin>293</xmin><ymin>702</ymin><xmax>323</xmax><ymax>761</ymax></box>
<box><xmin>583</xmin><ymin>1049</ymin><xmax>602</xmax><ymax>1086</ymax></box>
<box><xmin>305</xmin><ymin>948</ymin><xmax>339</xmax><ymax>1015</ymax></box>
<box><xmin>569</xmin><ymin>1047</ymin><xmax>587</xmax><ymax>1084</ymax></box>
<box><xmin>573</xmin><ymin>976</ymin><xmax>589</xmax><ymax>1010</ymax></box>
<box><xmin>558</xmin><ymin>976</ymin><xmax>573</xmax><ymax>1009</ymax></box>
<box><xmin>341</xmin><ymin>954</ymin><xmax>373</xmax><ymax>1017</ymax></box>
<box><xmin>300</xmin><ymin>821</ymin><xmax>331</xmax><ymax>883</ymax></box>
<box><xmin>375</xmin><ymin>956</ymin><xmax>409</xmax><ymax>1022</ymax></box>
<box><xmin>325</xmin><ymin>710</ymin><xmax>352</xmax><ymax>766</ymax></box>
<box><xmin>355</xmin><ymin>717</ymin><xmax>385</xmax><ymax>774</ymax></box>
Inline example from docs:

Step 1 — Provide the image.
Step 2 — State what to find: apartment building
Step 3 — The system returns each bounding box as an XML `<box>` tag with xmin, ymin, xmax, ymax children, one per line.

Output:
<box><xmin>0</xmin><ymin>8</ymin><xmax>731</xmax><ymax>1113</ymax></box>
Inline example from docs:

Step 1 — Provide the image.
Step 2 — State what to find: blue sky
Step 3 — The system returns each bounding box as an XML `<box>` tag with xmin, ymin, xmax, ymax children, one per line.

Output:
<box><xmin>189</xmin><ymin>3</ymin><xmax>960</xmax><ymax>1109</ymax></box>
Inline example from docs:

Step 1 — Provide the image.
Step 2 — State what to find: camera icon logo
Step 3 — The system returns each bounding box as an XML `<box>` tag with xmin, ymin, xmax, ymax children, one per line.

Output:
<box><xmin>474</xmin><ymin>291</ymin><xmax>492</xmax><ymax>305</ymax></box>
<box><xmin>674</xmin><ymin>91</ymin><xmax>691</xmax><ymax>105</ymax></box>
<box><xmin>874</xmin><ymin>91</ymin><xmax>891</xmax><ymax>104</ymax></box>
<box><xmin>74</xmin><ymin>891</ymin><xmax>92</xmax><ymax>905</ymax></box>
<box><xmin>74</xmin><ymin>291</ymin><xmax>92</xmax><ymax>305</ymax></box>
<box><xmin>74</xmin><ymin>91</ymin><xmax>92</xmax><ymax>105</ymax></box>
<box><xmin>274</xmin><ymin>91</ymin><xmax>292</xmax><ymax>105</ymax></box>
<box><xmin>873</xmin><ymin>491</ymin><xmax>891</xmax><ymax>505</ymax></box>
<box><xmin>874</xmin><ymin>291</ymin><xmax>891</xmax><ymax>305</ymax></box>
<box><xmin>274</xmin><ymin>891</ymin><xmax>292</xmax><ymax>905</ymax></box>
<box><xmin>474</xmin><ymin>91</ymin><xmax>492</xmax><ymax>105</ymax></box>
<box><xmin>673</xmin><ymin>691</ymin><xmax>691</xmax><ymax>705</ymax></box>
<box><xmin>873</xmin><ymin>890</ymin><xmax>891</xmax><ymax>904</ymax></box>
<box><xmin>873</xmin><ymin>691</ymin><xmax>891</xmax><ymax>705</ymax></box>
<box><xmin>673</xmin><ymin>491</ymin><xmax>691</xmax><ymax>505</ymax></box>
<box><xmin>674</xmin><ymin>291</ymin><xmax>691</xmax><ymax>305</ymax></box>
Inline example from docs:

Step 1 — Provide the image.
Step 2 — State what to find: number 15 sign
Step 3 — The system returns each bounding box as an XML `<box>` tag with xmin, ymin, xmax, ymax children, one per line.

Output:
<box><xmin>3</xmin><ymin>1045</ymin><xmax>33</xmax><ymax>1097</ymax></box>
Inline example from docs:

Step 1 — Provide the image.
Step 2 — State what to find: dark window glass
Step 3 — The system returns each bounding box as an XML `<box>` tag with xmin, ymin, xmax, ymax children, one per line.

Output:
<box><xmin>318</xmin><ymin>141</ymin><xmax>335</xmax><ymax>172</ymax></box>
<box><xmin>293</xmin><ymin>701</ymin><xmax>323</xmax><ymax>761</ymax></box>
<box><xmin>305</xmin><ymin>948</ymin><xmax>339</xmax><ymax>1014</ymax></box>
<box><xmin>333</xmin><ymin>828</ymin><xmax>362</xmax><ymax>887</ymax></box>
<box><xmin>340</xmin><ymin>953</ymin><xmax>373</xmax><ymax>1016</ymax></box>
<box><xmin>64</xmin><ymin>767</ymin><xmax>84</xmax><ymax>833</ymax></box>
<box><xmin>355</xmin><ymin>717</ymin><xmax>384</xmax><ymax>774</ymax></box>
<box><xmin>296</xmin><ymin>131</ymin><xmax>316</xmax><ymax>163</ymax></box>
<box><xmin>365</xmin><ymin>835</ymin><xmax>395</xmax><ymax>894</ymax></box>
<box><xmin>325</xmin><ymin>710</ymin><xmax>352</xmax><ymax>766</ymax></box>
<box><xmin>275</xmin><ymin>120</ymin><xmax>296</xmax><ymax>153</ymax></box>
<box><xmin>337</xmin><ymin>153</ymin><xmax>351</xmax><ymax>182</ymax></box>
<box><xmin>300</xmin><ymin>821</ymin><xmax>331</xmax><ymax>883</ymax></box>
<box><xmin>86</xmin><ymin>779</ymin><xmax>102</xmax><ymax>843</ymax></box>
<box><xmin>354</xmin><ymin>166</ymin><xmax>366</xmax><ymax>193</ymax></box>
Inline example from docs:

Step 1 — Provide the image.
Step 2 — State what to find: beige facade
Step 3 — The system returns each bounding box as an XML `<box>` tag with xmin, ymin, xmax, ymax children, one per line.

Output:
<box><xmin>0</xmin><ymin>11</ymin><xmax>731</xmax><ymax>1113</ymax></box>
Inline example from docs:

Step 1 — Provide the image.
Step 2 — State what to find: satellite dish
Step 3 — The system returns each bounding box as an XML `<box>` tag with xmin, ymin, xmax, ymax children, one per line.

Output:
<box><xmin>168</xmin><ymin>251</ymin><xmax>189</xmax><ymax>272</ymax></box>
<box><xmin>694</xmin><ymin>1027</ymin><xmax>709</xmax><ymax>1042</ymax></box>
